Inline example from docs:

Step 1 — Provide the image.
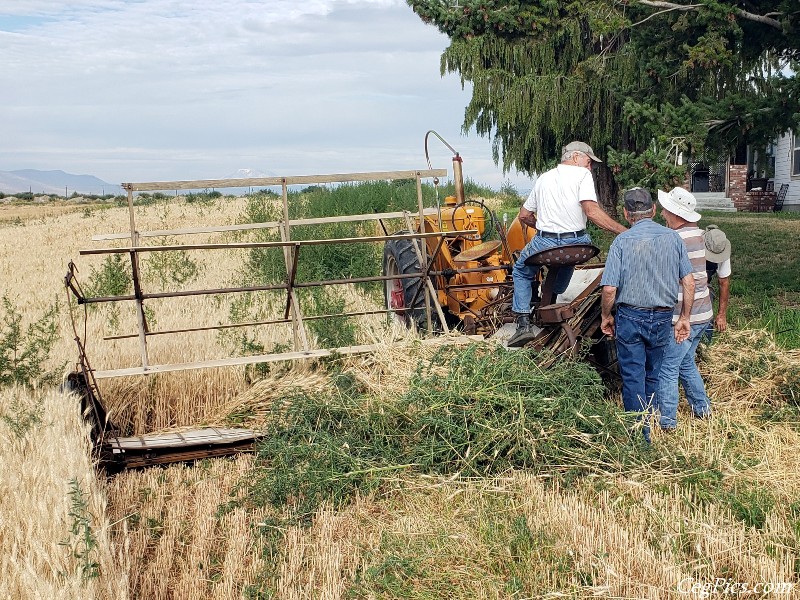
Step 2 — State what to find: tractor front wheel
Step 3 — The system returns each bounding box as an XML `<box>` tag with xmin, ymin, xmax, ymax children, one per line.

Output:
<box><xmin>383</xmin><ymin>234</ymin><xmax>431</xmax><ymax>330</ymax></box>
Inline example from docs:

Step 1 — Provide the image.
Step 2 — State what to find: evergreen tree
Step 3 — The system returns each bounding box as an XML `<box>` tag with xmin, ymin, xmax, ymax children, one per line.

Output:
<box><xmin>408</xmin><ymin>0</ymin><xmax>799</xmax><ymax>211</ymax></box>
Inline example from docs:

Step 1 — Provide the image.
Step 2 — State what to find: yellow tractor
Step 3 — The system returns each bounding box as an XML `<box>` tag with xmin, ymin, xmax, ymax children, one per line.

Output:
<box><xmin>383</xmin><ymin>132</ymin><xmax>608</xmax><ymax>360</ymax></box>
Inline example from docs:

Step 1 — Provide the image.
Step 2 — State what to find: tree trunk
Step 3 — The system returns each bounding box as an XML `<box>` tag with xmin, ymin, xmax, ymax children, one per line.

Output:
<box><xmin>594</xmin><ymin>163</ymin><xmax>619</xmax><ymax>219</ymax></box>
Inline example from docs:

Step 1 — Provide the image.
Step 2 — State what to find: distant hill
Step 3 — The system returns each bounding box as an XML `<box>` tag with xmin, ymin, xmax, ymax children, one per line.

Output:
<box><xmin>0</xmin><ymin>169</ymin><xmax>123</xmax><ymax>196</ymax></box>
<box><xmin>0</xmin><ymin>168</ymin><xmax>285</xmax><ymax>196</ymax></box>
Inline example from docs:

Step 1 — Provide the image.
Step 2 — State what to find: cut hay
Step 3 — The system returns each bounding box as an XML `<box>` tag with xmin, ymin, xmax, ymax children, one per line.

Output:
<box><xmin>700</xmin><ymin>329</ymin><xmax>800</xmax><ymax>408</ymax></box>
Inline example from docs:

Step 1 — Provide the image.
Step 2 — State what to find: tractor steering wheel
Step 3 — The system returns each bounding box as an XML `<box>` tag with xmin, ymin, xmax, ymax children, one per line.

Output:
<box><xmin>450</xmin><ymin>199</ymin><xmax>497</xmax><ymax>242</ymax></box>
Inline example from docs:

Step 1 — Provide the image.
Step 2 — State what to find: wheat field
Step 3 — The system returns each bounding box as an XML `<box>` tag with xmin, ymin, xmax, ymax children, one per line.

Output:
<box><xmin>1</xmin><ymin>197</ymin><xmax>799</xmax><ymax>599</ymax></box>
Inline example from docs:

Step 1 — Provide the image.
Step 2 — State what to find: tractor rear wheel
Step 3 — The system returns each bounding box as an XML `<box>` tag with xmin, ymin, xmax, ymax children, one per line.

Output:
<box><xmin>383</xmin><ymin>234</ymin><xmax>431</xmax><ymax>330</ymax></box>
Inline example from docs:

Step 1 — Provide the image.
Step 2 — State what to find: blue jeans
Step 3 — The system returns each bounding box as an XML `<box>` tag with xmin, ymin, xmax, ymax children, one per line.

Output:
<box><xmin>511</xmin><ymin>233</ymin><xmax>591</xmax><ymax>314</ymax></box>
<box><xmin>615</xmin><ymin>305</ymin><xmax>674</xmax><ymax>438</ymax></box>
<box><xmin>657</xmin><ymin>322</ymin><xmax>712</xmax><ymax>428</ymax></box>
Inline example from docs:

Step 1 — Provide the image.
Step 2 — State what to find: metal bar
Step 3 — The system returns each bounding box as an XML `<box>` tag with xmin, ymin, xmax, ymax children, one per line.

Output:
<box><xmin>121</xmin><ymin>169</ymin><xmax>448</xmax><ymax>192</ymax></box>
<box><xmin>280</xmin><ymin>180</ymin><xmax>310</xmax><ymax>351</ymax></box>
<box><xmin>94</xmin><ymin>344</ymin><xmax>385</xmax><ymax>378</ymax></box>
<box><xmin>78</xmin><ymin>263</ymin><xmax>503</xmax><ymax>305</ymax></box>
<box><xmin>405</xmin><ymin>234</ymin><xmax>446</xmax><ymax>320</ymax></box>
<box><xmin>284</xmin><ymin>243</ymin><xmax>300</xmax><ymax>320</ymax></box>
<box><xmin>103</xmin><ymin>308</ymin><xmax>414</xmax><ymax>341</ymax></box>
<box><xmin>92</xmin><ymin>335</ymin><xmax>485</xmax><ymax>379</ymax></box>
<box><xmin>123</xmin><ymin>186</ymin><xmax>149</xmax><ymax>368</ymax></box>
<box><xmin>377</xmin><ymin>218</ymin><xmax>388</xmax><ymax>236</ymax></box>
<box><xmin>92</xmin><ymin>211</ymin><xmax>413</xmax><ymax>241</ymax></box>
<box><xmin>427</xmin><ymin>235</ymin><xmax>450</xmax><ymax>334</ymax></box>
<box><xmin>129</xmin><ymin>245</ymin><xmax>150</xmax><ymax>369</ymax></box>
<box><xmin>85</xmin><ymin>283</ymin><xmax>288</xmax><ymax>303</ymax></box>
<box><xmin>78</xmin><ymin>230</ymin><xmax>476</xmax><ymax>256</ymax></box>
<box><xmin>64</xmin><ymin>262</ymin><xmax>86</xmax><ymax>302</ymax></box>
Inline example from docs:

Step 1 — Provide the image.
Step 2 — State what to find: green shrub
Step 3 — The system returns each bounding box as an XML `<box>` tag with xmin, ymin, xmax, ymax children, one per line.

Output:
<box><xmin>144</xmin><ymin>243</ymin><xmax>202</xmax><ymax>289</ymax></box>
<box><xmin>84</xmin><ymin>254</ymin><xmax>132</xmax><ymax>332</ymax></box>
<box><xmin>0</xmin><ymin>296</ymin><xmax>61</xmax><ymax>387</ymax></box>
<box><xmin>85</xmin><ymin>254</ymin><xmax>131</xmax><ymax>298</ymax></box>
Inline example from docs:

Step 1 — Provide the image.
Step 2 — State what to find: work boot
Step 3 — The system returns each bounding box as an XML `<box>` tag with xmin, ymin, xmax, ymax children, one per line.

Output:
<box><xmin>507</xmin><ymin>313</ymin><xmax>536</xmax><ymax>348</ymax></box>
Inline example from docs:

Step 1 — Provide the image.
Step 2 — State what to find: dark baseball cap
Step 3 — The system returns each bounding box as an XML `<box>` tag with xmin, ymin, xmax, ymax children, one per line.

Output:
<box><xmin>623</xmin><ymin>187</ymin><xmax>654</xmax><ymax>212</ymax></box>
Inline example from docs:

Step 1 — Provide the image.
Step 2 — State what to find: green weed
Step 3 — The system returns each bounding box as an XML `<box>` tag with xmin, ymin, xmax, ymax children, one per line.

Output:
<box><xmin>349</xmin><ymin>497</ymin><xmax>581</xmax><ymax>598</ymax></box>
<box><xmin>84</xmin><ymin>254</ymin><xmax>132</xmax><ymax>331</ymax></box>
<box><xmin>722</xmin><ymin>482</ymin><xmax>775</xmax><ymax>530</ymax></box>
<box><xmin>143</xmin><ymin>242</ymin><xmax>201</xmax><ymax>289</ymax></box>
<box><xmin>235</xmin><ymin>344</ymin><xmax>643</xmax><ymax>530</ymax></box>
<box><xmin>0</xmin><ymin>396</ymin><xmax>43</xmax><ymax>439</ymax></box>
<box><xmin>0</xmin><ymin>296</ymin><xmax>61</xmax><ymax>387</ymax></box>
<box><xmin>59</xmin><ymin>479</ymin><xmax>100</xmax><ymax>581</ymax></box>
<box><xmin>85</xmin><ymin>254</ymin><xmax>131</xmax><ymax>298</ymax></box>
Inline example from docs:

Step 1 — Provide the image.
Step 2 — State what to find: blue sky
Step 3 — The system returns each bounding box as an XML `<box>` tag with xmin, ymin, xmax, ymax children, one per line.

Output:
<box><xmin>1</xmin><ymin>0</ymin><xmax>533</xmax><ymax>192</ymax></box>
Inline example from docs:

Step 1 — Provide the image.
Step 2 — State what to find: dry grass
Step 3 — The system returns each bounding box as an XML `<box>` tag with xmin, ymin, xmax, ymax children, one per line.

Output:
<box><xmin>0</xmin><ymin>386</ymin><xmax>128</xmax><ymax>599</ymax></box>
<box><xmin>0</xmin><ymin>200</ymin><xmax>90</xmax><ymax>223</ymax></box>
<box><xmin>3</xmin><ymin>197</ymin><xmax>800</xmax><ymax>599</ymax></box>
<box><xmin>699</xmin><ymin>329</ymin><xmax>799</xmax><ymax>408</ymax></box>
<box><xmin>103</xmin><ymin>455</ymin><xmax>271</xmax><ymax>599</ymax></box>
<box><xmin>268</xmin><ymin>469</ymin><xmax>798</xmax><ymax>599</ymax></box>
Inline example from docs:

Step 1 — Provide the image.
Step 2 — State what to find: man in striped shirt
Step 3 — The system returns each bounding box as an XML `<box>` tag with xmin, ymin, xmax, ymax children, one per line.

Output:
<box><xmin>656</xmin><ymin>187</ymin><xmax>714</xmax><ymax>430</ymax></box>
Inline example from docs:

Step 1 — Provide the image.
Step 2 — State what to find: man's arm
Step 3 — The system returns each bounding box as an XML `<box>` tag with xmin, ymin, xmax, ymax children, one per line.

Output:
<box><xmin>518</xmin><ymin>205</ymin><xmax>537</xmax><ymax>229</ymax></box>
<box><xmin>601</xmin><ymin>285</ymin><xmax>617</xmax><ymax>336</ymax></box>
<box><xmin>581</xmin><ymin>201</ymin><xmax>627</xmax><ymax>234</ymax></box>
<box><xmin>674</xmin><ymin>274</ymin><xmax>695</xmax><ymax>343</ymax></box>
<box><xmin>715</xmin><ymin>276</ymin><xmax>730</xmax><ymax>332</ymax></box>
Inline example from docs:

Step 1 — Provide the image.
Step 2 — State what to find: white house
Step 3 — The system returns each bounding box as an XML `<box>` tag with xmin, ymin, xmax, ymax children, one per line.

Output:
<box><xmin>773</xmin><ymin>130</ymin><xmax>800</xmax><ymax>211</ymax></box>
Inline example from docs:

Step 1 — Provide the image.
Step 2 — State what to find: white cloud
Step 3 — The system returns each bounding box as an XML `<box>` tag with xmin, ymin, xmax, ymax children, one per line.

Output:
<box><xmin>0</xmin><ymin>0</ymin><xmax>533</xmax><ymax>193</ymax></box>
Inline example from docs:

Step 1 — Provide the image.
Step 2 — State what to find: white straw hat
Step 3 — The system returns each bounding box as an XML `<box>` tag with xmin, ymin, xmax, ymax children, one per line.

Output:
<box><xmin>657</xmin><ymin>187</ymin><xmax>701</xmax><ymax>222</ymax></box>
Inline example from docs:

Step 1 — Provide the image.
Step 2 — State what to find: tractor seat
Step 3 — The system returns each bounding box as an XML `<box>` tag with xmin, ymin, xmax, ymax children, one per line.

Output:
<box><xmin>525</xmin><ymin>244</ymin><xmax>600</xmax><ymax>325</ymax></box>
<box><xmin>523</xmin><ymin>244</ymin><xmax>599</xmax><ymax>267</ymax></box>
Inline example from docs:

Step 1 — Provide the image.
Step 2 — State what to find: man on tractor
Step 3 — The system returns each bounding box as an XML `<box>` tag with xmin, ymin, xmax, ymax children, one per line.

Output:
<box><xmin>507</xmin><ymin>141</ymin><xmax>627</xmax><ymax>347</ymax></box>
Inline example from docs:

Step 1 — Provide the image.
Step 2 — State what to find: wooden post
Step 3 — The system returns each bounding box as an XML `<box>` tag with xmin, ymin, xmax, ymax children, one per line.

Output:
<box><xmin>415</xmin><ymin>173</ymin><xmax>434</xmax><ymax>334</ymax></box>
<box><xmin>280</xmin><ymin>179</ymin><xmax>309</xmax><ymax>350</ymax></box>
<box><xmin>125</xmin><ymin>185</ymin><xmax>149</xmax><ymax>369</ymax></box>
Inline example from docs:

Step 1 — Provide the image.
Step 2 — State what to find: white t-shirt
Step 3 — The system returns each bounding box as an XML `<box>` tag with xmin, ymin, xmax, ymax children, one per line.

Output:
<box><xmin>716</xmin><ymin>258</ymin><xmax>731</xmax><ymax>279</ymax></box>
<box><xmin>523</xmin><ymin>164</ymin><xmax>598</xmax><ymax>233</ymax></box>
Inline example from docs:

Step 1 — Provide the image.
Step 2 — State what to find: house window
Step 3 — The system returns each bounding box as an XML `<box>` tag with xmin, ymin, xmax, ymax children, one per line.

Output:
<box><xmin>794</xmin><ymin>131</ymin><xmax>800</xmax><ymax>177</ymax></box>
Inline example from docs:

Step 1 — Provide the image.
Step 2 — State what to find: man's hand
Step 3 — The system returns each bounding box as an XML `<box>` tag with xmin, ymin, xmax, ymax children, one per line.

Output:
<box><xmin>518</xmin><ymin>206</ymin><xmax>537</xmax><ymax>229</ymax></box>
<box><xmin>601</xmin><ymin>285</ymin><xmax>617</xmax><ymax>336</ymax></box>
<box><xmin>601</xmin><ymin>314</ymin><xmax>615</xmax><ymax>336</ymax></box>
<box><xmin>674</xmin><ymin>317</ymin><xmax>690</xmax><ymax>343</ymax></box>
<box><xmin>716</xmin><ymin>275</ymin><xmax>730</xmax><ymax>332</ymax></box>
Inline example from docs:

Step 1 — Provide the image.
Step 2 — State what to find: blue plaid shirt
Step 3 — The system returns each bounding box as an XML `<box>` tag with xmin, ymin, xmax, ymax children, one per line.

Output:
<box><xmin>601</xmin><ymin>218</ymin><xmax>693</xmax><ymax>308</ymax></box>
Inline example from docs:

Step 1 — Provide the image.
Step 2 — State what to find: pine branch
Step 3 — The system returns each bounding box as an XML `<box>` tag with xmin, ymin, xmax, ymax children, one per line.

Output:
<box><xmin>635</xmin><ymin>0</ymin><xmax>784</xmax><ymax>30</ymax></box>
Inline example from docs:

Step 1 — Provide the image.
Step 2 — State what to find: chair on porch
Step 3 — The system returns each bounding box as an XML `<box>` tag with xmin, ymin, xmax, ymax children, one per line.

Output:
<box><xmin>774</xmin><ymin>183</ymin><xmax>789</xmax><ymax>212</ymax></box>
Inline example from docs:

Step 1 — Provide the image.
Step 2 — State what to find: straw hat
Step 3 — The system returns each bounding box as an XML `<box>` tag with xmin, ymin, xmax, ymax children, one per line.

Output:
<box><xmin>657</xmin><ymin>187</ymin><xmax>701</xmax><ymax>222</ymax></box>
